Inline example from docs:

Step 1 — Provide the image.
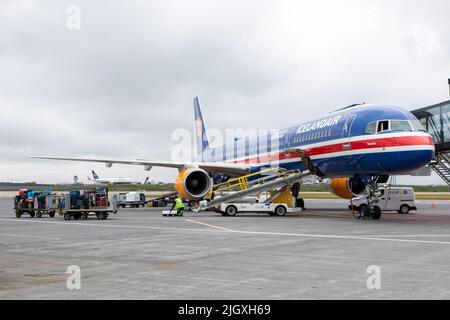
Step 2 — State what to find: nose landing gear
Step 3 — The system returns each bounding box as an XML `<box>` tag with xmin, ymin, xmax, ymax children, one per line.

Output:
<box><xmin>357</xmin><ymin>178</ymin><xmax>383</xmax><ymax>220</ymax></box>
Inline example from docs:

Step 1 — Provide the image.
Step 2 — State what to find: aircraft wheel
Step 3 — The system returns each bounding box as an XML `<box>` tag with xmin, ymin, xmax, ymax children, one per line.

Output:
<box><xmin>398</xmin><ymin>205</ymin><xmax>410</xmax><ymax>214</ymax></box>
<box><xmin>225</xmin><ymin>205</ymin><xmax>238</xmax><ymax>217</ymax></box>
<box><xmin>358</xmin><ymin>204</ymin><xmax>370</xmax><ymax>218</ymax></box>
<box><xmin>371</xmin><ymin>206</ymin><xmax>382</xmax><ymax>220</ymax></box>
<box><xmin>274</xmin><ymin>205</ymin><xmax>287</xmax><ymax>217</ymax></box>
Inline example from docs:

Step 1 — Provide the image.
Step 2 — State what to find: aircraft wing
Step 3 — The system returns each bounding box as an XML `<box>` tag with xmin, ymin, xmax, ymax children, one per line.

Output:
<box><xmin>28</xmin><ymin>155</ymin><xmax>251</xmax><ymax>177</ymax></box>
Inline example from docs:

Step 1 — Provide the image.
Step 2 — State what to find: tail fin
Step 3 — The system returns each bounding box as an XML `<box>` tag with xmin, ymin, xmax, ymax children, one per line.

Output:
<box><xmin>92</xmin><ymin>170</ymin><xmax>99</xmax><ymax>180</ymax></box>
<box><xmin>193</xmin><ymin>97</ymin><xmax>210</xmax><ymax>161</ymax></box>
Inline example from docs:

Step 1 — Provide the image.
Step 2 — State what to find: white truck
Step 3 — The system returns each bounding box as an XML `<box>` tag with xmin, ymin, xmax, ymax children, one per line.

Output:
<box><xmin>349</xmin><ymin>187</ymin><xmax>417</xmax><ymax>215</ymax></box>
<box><xmin>219</xmin><ymin>202</ymin><xmax>294</xmax><ymax>217</ymax></box>
<box><xmin>114</xmin><ymin>192</ymin><xmax>146</xmax><ymax>208</ymax></box>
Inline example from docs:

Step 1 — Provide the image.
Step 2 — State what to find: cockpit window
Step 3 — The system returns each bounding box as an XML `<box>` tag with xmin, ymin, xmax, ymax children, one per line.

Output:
<box><xmin>366</xmin><ymin>122</ymin><xmax>377</xmax><ymax>134</ymax></box>
<box><xmin>377</xmin><ymin>121</ymin><xmax>389</xmax><ymax>133</ymax></box>
<box><xmin>366</xmin><ymin>119</ymin><xmax>420</xmax><ymax>134</ymax></box>
<box><xmin>410</xmin><ymin>119</ymin><xmax>427</xmax><ymax>132</ymax></box>
<box><xmin>390</xmin><ymin>120</ymin><xmax>412</xmax><ymax>132</ymax></box>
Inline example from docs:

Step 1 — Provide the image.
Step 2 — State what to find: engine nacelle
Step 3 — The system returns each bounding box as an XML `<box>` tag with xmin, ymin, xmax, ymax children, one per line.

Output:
<box><xmin>175</xmin><ymin>168</ymin><xmax>212</xmax><ymax>200</ymax></box>
<box><xmin>328</xmin><ymin>177</ymin><xmax>367</xmax><ymax>199</ymax></box>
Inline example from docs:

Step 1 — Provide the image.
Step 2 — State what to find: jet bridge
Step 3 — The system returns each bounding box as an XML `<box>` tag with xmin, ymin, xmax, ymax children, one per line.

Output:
<box><xmin>412</xmin><ymin>100</ymin><xmax>450</xmax><ymax>185</ymax></box>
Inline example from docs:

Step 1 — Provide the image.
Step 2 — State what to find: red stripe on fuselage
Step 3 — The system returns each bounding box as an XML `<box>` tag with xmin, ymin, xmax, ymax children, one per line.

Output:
<box><xmin>231</xmin><ymin>135</ymin><xmax>434</xmax><ymax>164</ymax></box>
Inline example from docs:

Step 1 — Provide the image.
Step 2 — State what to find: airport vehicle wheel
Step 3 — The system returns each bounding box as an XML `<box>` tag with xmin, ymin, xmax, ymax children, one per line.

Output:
<box><xmin>82</xmin><ymin>212</ymin><xmax>89</xmax><ymax>219</ymax></box>
<box><xmin>358</xmin><ymin>204</ymin><xmax>370</xmax><ymax>217</ymax></box>
<box><xmin>225</xmin><ymin>205</ymin><xmax>238</xmax><ymax>217</ymax></box>
<box><xmin>96</xmin><ymin>212</ymin><xmax>105</xmax><ymax>220</ymax></box>
<box><xmin>49</xmin><ymin>211</ymin><xmax>55</xmax><ymax>218</ymax></box>
<box><xmin>398</xmin><ymin>205</ymin><xmax>410</xmax><ymax>214</ymax></box>
<box><xmin>102</xmin><ymin>213</ymin><xmax>109</xmax><ymax>220</ymax></box>
<box><xmin>36</xmin><ymin>211</ymin><xmax>42</xmax><ymax>218</ymax></box>
<box><xmin>268</xmin><ymin>212</ymin><xmax>276</xmax><ymax>216</ymax></box>
<box><xmin>371</xmin><ymin>206</ymin><xmax>382</xmax><ymax>220</ymax></box>
<box><xmin>121</xmin><ymin>204</ymin><xmax>126</xmax><ymax>208</ymax></box>
<box><xmin>274</xmin><ymin>205</ymin><xmax>287</xmax><ymax>217</ymax></box>
<box><xmin>15</xmin><ymin>210</ymin><xmax>22</xmax><ymax>218</ymax></box>
<box><xmin>73</xmin><ymin>213</ymin><xmax>82</xmax><ymax>220</ymax></box>
<box><xmin>64</xmin><ymin>212</ymin><xmax>71</xmax><ymax>220</ymax></box>
<box><xmin>29</xmin><ymin>211</ymin><xmax>35</xmax><ymax>218</ymax></box>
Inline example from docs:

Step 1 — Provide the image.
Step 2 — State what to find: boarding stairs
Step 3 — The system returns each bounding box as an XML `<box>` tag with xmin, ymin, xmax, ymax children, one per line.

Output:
<box><xmin>429</xmin><ymin>152</ymin><xmax>450</xmax><ymax>186</ymax></box>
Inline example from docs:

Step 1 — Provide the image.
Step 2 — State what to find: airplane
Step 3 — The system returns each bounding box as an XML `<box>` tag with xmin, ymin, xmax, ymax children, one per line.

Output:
<box><xmin>30</xmin><ymin>97</ymin><xmax>435</xmax><ymax>210</ymax></box>
<box><xmin>86</xmin><ymin>170</ymin><xmax>144</xmax><ymax>185</ymax></box>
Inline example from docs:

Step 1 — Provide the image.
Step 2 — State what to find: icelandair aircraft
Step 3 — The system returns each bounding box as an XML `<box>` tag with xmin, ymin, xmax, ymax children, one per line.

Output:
<box><xmin>87</xmin><ymin>170</ymin><xmax>144</xmax><ymax>185</ymax></box>
<box><xmin>31</xmin><ymin>98</ymin><xmax>435</xmax><ymax>201</ymax></box>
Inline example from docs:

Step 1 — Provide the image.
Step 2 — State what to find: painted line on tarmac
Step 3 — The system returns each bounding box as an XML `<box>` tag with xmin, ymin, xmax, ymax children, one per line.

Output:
<box><xmin>0</xmin><ymin>232</ymin><xmax>62</xmax><ymax>241</ymax></box>
<box><xmin>185</xmin><ymin>219</ymin><xmax>236</xmax><ymax>232</ymax></box>
<box><xmin>1</xmin><ymin>218</ymin><xmax>450</xmax><ymax>245</ymax></box>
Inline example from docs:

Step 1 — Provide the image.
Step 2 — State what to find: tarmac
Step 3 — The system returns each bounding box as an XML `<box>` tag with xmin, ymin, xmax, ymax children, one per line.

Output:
<box><xmin>1</xmin><ymin>198</ymin><xmax>450</xmax><ymax>300</ymax></box>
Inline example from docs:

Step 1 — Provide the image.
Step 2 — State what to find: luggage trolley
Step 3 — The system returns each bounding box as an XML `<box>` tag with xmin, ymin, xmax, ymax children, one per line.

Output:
<box><xmin>14</xmin><ymin>189</ymin><xmax>59</xmax><ymax>218</ymax></box>
<box><xmin>59</xmin><ymin>188</ymin><xmax>118</xmax><ymax>221</ymax></box>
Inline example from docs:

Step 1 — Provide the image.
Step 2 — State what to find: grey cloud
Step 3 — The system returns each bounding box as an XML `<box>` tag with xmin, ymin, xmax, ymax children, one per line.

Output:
<box><xmin>0</xmin><ymin>0</ymin><xmax>449</xmax><ymax>184</ymax></box>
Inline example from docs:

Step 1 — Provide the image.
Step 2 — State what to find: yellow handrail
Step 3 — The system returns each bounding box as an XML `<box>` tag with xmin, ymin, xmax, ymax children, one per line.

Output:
<box><xmin>214</xmin><ymin>168</ymin><xmax>288</xmax><ymax>193</ymax></box>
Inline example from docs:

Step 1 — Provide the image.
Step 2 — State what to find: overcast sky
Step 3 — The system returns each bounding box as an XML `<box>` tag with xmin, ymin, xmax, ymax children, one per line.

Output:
<box><xmin>1</xmin><ymin>0</ymin><xmax>449</xmax><ymax>184</ymax></box>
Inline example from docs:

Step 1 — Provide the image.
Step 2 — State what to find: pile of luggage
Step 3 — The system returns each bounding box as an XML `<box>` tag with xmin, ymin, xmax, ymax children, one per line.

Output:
<box><xmin>14</xmin><ymin>188</ymin><xmax>58</xmax><ymax>218</ymax></box>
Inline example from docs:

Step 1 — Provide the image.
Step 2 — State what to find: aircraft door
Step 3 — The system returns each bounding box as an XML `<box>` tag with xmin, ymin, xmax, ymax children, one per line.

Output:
<box><xmin>341</xmin><ymin>114</ymin><xmax>357</xmax><ymax>150</ymax></box>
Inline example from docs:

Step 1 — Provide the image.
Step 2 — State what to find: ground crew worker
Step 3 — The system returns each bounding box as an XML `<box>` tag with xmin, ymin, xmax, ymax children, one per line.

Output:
<box><xmin>171</xmin><ymin>196</ymin><xmax>185</xmax><ymax>216</ymax></box>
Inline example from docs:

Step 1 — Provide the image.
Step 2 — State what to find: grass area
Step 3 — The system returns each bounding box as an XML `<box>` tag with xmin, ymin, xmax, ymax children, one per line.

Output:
<box><xmin>300</xmin><ymin>192</ymin><xmax>450</xmax><ymax>200</ymax></box>
<box><xmin>1</xmin><ymin>183</ymin><xmax>449</xmax><ymax>200</ymax></box>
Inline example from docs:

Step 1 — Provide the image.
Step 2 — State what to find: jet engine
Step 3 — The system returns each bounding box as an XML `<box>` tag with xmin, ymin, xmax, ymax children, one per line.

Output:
<box><xmin>175</xmin><ymin>168</ymin><xmax>212</xmax><ymax>200</ymax></box>
<box><xmin>328</xmin><ymin>177</ymin><xmax>367</xmax><ymax>199</ymax></box>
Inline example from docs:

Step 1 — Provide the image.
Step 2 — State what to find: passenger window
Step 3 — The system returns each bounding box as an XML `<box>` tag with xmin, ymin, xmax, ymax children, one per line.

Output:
<box><xmin>391</xmin><ymin>120</ymin><xmax>412</xmax><ymax>132</ymax></box>
<box><xmin>377</xmin><ymin>121</ymin><xmax>389</xmax><ymax>133</ymax></box>
<box><xmin>366</xmin><ymin>122</ymin><xmax>377</xmax><ymax>134</ymax></box>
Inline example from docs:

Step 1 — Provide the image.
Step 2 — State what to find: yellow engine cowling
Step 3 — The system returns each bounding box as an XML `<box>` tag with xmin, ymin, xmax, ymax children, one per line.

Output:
<box><xmin>328</xmin><ymin>177</ymin><xmax>367</xmax><ymax>199</ymax></box>
<box><xmin>175</xmin><ymin>168</ymin><xmax>212</xmax><ymax>200</ymax></box>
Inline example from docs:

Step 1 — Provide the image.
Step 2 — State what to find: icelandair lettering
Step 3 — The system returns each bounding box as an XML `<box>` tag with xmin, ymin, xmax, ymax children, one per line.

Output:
<box><xmin>296</xmin><ymin>115</ymin><xmax>342</xmax><ymax>134</ymax></box>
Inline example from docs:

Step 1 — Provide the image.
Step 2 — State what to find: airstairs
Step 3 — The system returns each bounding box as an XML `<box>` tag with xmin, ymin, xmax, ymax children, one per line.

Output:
<box><xmin>194</xmin><ymin>168</ymin><xmax>310</xmax><ymax>212</ymax></box>
<box><xmin>429</xmin><ymin>152</ymin><xmax>450</xmax><ymax>185</ymax></box>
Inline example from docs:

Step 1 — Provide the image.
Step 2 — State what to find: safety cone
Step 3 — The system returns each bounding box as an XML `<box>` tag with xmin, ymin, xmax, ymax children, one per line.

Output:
<box><xmin>432</xmin><ymin>202</ymin><xmax>437</xmax><ymax>209</ymax></box>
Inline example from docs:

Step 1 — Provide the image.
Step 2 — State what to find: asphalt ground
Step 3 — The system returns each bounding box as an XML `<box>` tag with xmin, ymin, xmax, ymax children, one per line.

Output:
<box><xmin>1</xmin><ymin>198</ymin><xmax>450</xmax><ymax>299</ymax></box>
